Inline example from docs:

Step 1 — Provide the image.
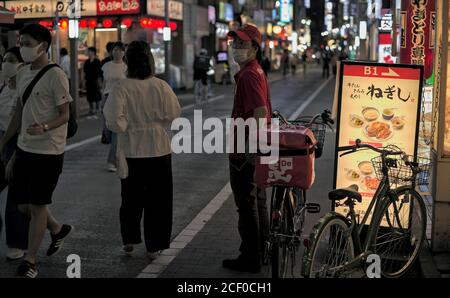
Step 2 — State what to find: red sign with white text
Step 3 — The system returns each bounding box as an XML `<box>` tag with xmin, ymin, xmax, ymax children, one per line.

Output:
<box><xmin>96</xmin><ymin>0</ymin><xmax>140</xmax><ymax>15</ymax></box>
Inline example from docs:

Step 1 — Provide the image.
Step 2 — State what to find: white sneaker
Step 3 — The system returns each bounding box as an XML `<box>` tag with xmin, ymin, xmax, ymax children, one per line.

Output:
<box><xmin>6</xmin><ymin>248</ymin><xmax>25</xmax><ymax>260</ymax></box>
<box><xmin>108</xmin><ymin>164</ymin><xmax>117</xmax><ymax>172</ymax></box>
<box><xmin>147</xmin><ymin>250</ymin><xmax>162</xmax><ymax>261</ymax></box>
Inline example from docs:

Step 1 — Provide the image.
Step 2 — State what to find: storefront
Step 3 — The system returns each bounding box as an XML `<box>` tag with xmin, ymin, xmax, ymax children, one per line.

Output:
<box><xmin>430</xmin><ymin>0</ymin><xmax>450</xmax><ymax>252</ymax></box>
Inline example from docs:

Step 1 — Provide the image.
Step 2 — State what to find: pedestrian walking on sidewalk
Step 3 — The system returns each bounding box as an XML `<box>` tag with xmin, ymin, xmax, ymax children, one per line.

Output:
<box><xmin>193</xmin><ymin>48</ymin><xmax>210</xmax><ymax>105</ymax></box>
<box><xmin>0</xmin><ymin>47</ymin><xmax>30</xmax><ymax>261</ymax></box>
<box><xmin>281</xmin><ymin>49</ymin><xmax>290</xmax><ymax>78</ymax></box>
<box><xmin>223</xmin><ymin>24</ymin><xmax>272</xmax><ymax>274</ymax></box>
<box><xmin>83</xmin><ymin>47</ymin><xmax>102</xmax><ymax>118</ymax></box>
<box><xmin>101</xmin><ymin>42</ymin><xmax>127</xmax><ymax>173</ymax></box>
<box><xmin>3</xmin><ymin>24</ymin><xmax>73</xmax><ymax>278</ymax></box>
<box><xmin>103</xmin><ymin>40</ymin><xmax>181</xmax><ymax>261</ymax></box>
<box><xmin>260</xmin><ymin>54</ymin><xmax>271</xmax><ymax>77</ymax></box>
<box><xmin>322</xmin><ymin>51</ymin><xmax>330</xmax><ymax>78</ymax></box>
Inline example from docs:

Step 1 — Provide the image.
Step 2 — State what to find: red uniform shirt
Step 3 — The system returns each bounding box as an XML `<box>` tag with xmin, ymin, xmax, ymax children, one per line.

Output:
<box><xmin>230</xmin><ymin>59</ymin><xmax>272</xmax><ymax>160</ymax></box>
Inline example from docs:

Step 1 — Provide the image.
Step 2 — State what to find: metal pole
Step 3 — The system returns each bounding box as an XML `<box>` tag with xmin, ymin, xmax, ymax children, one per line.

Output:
<box><xmin>55</xmin><ymin>10</ymin><xmax>60</xmax><ymax>63</ymax></box>
<box><xmin>164</xmin><ymin>0</ymin><xmax>171</xmax><ymax>84</ymax></box>
<box><xmin>391</xmin><ymin>0</ymin><xmax>398</xmax><ymax>57</ymax></box>
<box><xmin>70</xmin><ymin>37</ymin><xmax>79</xmax><ymax>118</ymax></box>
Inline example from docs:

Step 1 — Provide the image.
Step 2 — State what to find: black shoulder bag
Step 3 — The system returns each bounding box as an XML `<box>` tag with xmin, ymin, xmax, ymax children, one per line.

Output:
<box><xmin>22</xmin><ymin>64</ymin><xmax>78</xmax><ymax>139</ymax></box>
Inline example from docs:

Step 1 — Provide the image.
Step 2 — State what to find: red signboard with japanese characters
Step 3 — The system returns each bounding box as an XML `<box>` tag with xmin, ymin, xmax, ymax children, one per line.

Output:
<box><xmin>400</xmin><ymin>0</ymin><xmax>435</xmax><ymax>79</ymax></box>
<box><xmin>96</xmin><ymin>0</ymin><xmax>140</xmax><ymax>15</ymax></box>
<box><xmin>334</xmin><ymin>62</ymin><xmax>423</xmax><ymax>224</ymax></box>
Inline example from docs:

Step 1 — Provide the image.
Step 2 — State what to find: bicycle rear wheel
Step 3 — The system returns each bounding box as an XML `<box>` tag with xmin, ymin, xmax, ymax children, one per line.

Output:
<box><xmin>371</xmin><ymin>187</ymin><xmax>426</xmax><ymax>278</ymax></box>
<box><xmin>271</xmin><ymin>188</ymin><xmax>294</xmax><ymax>278</ymax></box>
<box><xmin>303</xmin><ymin>212</ymin><xmax>355</xmax><ymax>278</ymax></box>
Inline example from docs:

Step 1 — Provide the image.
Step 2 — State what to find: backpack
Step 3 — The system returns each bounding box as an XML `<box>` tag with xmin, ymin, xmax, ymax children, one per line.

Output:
<box><xmin>22</xmin><ymin>64</ymin><xmax>77</xmax><ymax>139</ymax></box>
<box><xmin>194</xmin><ymin>55</ymin><xmax>210</xmax><ymax>71</ymax></box>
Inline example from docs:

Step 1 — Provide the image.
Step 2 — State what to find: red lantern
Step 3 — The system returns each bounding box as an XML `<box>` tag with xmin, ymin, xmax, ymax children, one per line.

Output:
<box><xmin>59</xmin><ymin>19</ymin><xmax>68</xmax><ymax>29</ymax></box>
<box><xmin>169</xmin><ymin>22</ymin><xmax>177</xmax><ymax>31</ymax></box>
<box><xmin>89</xmin><ymin>20</ymin><xmax>97</xmax><ymax>29</ymax></box>
<box><xmin>122</xmin><ymin>18</ymin><xmax>132</xmax><ymax>28</ymax></box>
<box><xmin>140</xmin><ymin>18</ymin><xmax>148</xmax><ymax>28</ymax></box>
<box><xmin>103</xmin><ymin>19</ymin><xmax>113</xmax><ymax>28</ymax></box>
<box><xmin>147</xmin><ymin>19</ymin><xmax>154</xmax><ymax>28</ymax></box>
<box><xmin>79</xmin><ymin>19</ymin><xmax>88</xmax><ymax>28</ymax></box>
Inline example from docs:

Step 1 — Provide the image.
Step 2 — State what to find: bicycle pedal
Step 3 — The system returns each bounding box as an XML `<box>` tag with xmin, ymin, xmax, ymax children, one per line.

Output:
<box><xmin>306</xmin><ymin>203</ymin><xmax>321</xmax><ymax>214</ymax></box>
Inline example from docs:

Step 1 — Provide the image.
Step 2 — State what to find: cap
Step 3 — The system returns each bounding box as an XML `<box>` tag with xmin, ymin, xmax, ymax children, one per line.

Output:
<box><xmin>227</xmin><ymin>24</ymin><xmax>262</xmax><ymax>45</ymax></box>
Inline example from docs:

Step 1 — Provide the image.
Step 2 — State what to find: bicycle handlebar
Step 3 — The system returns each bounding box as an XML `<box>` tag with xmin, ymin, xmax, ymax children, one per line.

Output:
<box><xmin>273</xmin><ymin>109</ymin><xmax>334</xmax><ymax>128</ymax></box>
<box><xmin>338</xmin><ymin>139</ymin><xmax>404</xmax><ymax>157</ymax></box>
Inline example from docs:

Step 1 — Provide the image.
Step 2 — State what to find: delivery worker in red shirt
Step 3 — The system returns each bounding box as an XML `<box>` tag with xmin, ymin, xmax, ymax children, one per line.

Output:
<box><xmin>223</xmin><ymin>24</ymin><xmax>272</xmax><ymax>273</ymax></box>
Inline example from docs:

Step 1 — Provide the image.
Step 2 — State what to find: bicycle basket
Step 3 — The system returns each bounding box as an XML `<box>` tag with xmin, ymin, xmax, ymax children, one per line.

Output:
<box><xmin>291</xmin><ymin>120</ymin><xmax>327</xmax><ymax>158</ymax></box>
<box><xmin>371</xmin><ymin>155</ymin><xmax>432</xmax><ymax>187</ymax></box>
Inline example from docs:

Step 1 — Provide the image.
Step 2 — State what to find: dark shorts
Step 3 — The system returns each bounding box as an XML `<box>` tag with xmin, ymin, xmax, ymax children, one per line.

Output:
<box><xmin>8</xmin><ymin>148</ymin><xmax>64</xmax><ymax>205</ymax></box>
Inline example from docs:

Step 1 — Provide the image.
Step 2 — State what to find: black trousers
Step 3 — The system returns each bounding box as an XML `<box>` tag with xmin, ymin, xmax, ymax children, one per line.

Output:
<box><xmin>0</xmin><ymin>132</ymin><xmax>29</xmax><ymax>249</ymax></box>
<box><xmin>120</xmin><ymin>155</ymin><xmax>173</xmax><ymax>252</ymax></box>
<box><xmin>229</xmin><ymin>159</ymin><xmax>269</xmax><ymax>262</ymax></box>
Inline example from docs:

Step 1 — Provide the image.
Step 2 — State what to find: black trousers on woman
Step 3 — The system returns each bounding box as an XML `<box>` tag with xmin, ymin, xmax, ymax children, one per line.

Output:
<box><xmin>120</xmin><ymin>154</ymin><xmax>173</xmax><ymax>253</ymax></box>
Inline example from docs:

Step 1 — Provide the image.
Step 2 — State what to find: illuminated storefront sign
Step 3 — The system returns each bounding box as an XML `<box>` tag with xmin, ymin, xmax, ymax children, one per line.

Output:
<box><xmin>400</xmin><ymin>0</ymin><xmax>435</xmax><ymax>79</ymax></box>
<box><xmin>280</xmin><ymin>0</ymin><xmax>291</xmax><ymax>23</ymax></box>
<box><xmin>334</xmin><ymin>62</ymin><xmax>423</xmax><ymax>224</ymax></box>
<box><xmin>96</xmin><ymin>0</ymin><xmax>140</xmax><ymax>16</ymax></box>
<box><xmin>147</xmin><ymin>0</ymin><xmax>183</xmax><ymax>20</ymax></box>
<box><xmin>218</xmin><ymin>2</ymin><xmax>233</xmax><ymax>22</ymax></box>
<box><xmin>5</xmin><ymin>0</ymin><xmax>96</xmax><ymax>18</ymax></box>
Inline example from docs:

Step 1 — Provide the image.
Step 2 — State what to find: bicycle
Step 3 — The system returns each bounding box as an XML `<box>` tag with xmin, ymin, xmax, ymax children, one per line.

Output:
<box><xmin>263</xmin><ymin>110</ymin><xmax>334</xmax><ymax>278</ymax></box>
<box><xmin>302</xmin><ymin>140</ymin><xmax>430</xmax><ymax>278</ymax></box>
<box><xmin>194</xmin><ymin>79</ymin><xmax>209</xmax><ymax>106</ymax></box>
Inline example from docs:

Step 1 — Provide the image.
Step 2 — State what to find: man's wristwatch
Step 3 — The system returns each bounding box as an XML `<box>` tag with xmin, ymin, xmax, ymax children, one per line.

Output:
<box><xmin>43</xmin><ymin>123</ymin><xmax>50</xmax><ymax>131</ymax></box>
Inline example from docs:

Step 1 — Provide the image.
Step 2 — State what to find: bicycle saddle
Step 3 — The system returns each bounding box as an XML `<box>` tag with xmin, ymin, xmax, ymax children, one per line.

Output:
<box><xmin>328</xmin><ymin>184</ymin><xmax>362</xmax><ymax>202</ymax></box>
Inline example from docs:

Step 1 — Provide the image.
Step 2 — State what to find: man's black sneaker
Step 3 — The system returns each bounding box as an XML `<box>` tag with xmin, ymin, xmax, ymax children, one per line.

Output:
<box><xmin>16</xmin><ymin>260</ymin><xmax>38</xmax><ymax>278</ymax></box>
<box><xmin>222</xmin><ymin>256</ymin><xmax>261</xmax><ymax>273</ymax></box>
<box><xmin>46</xmin><ymin>224</ymin><xmax>73</xmax><ymax>257</ymax></box>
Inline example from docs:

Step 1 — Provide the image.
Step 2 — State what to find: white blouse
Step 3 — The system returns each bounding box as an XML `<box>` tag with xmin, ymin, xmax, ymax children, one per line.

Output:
<box><xmin>103</xmin><ymin>76</ymin><xmax>181</xmax><ymax>178</ymax></box>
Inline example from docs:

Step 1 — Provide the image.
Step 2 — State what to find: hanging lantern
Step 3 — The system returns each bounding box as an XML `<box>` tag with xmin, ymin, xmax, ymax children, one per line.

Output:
<box><xmin>103</xmin><ymin>19</ymin><xmax>113</xmax><ymax>28</ymax></box>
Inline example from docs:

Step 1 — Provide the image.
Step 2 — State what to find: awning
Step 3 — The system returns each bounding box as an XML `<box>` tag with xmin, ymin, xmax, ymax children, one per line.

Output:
<box><xmin>0</xmin><ymin>6</ymin><xmax>15</xmax><ymax>24</ymax></box>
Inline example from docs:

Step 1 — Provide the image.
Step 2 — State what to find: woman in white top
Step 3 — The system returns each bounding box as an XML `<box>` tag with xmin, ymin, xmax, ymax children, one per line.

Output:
<box><xmin>101</xmin><ymin>42</ymin><xmax>127</xmax><ymax>172</ymax></box>
<box><xmin>0</xmin><ymin>47</ymin><xmax>30</xmax><ymax>261</ymax></box>
<box><xmin>104</xmin><ymin>41</ymin><xmax>181</xmax><ymax>259</ymax></box>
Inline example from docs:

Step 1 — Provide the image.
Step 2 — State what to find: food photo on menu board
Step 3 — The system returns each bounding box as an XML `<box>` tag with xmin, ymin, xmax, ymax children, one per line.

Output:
<box><xmin>333</xmin><ymin>62</ymin><xmax>423</xmax><ymax>223</ymax></box>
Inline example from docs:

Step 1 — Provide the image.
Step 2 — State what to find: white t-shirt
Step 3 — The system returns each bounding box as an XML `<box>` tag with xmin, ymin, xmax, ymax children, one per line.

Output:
<box><xmin>60</xmin><ymin>55</ymin><xmax>71</xmax><ymax>79</ymax></box>
<box><xmin>16</xmin><ymin>64</ymin><xmax>73</xmax><ymax>155</ymax></box>
<box><xmin>0</xmin><ymin>84</ymin><xmax>17</xmax><ymax>131</ymax></box>
<box><xmin>101</xmin><ymin>61</ymin><xmax>127</xmax><ymax>95</ymax></box>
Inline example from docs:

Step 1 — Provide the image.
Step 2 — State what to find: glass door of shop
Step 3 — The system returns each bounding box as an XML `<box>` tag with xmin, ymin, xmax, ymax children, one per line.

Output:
<box><xmin>95</xmin><ymin>28</ymin><xmax>119</xmax><ymax>60</ymax></box>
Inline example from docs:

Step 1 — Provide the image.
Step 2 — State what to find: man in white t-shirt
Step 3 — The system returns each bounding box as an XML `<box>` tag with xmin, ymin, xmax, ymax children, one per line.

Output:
<box><xmin>0</xmin><ymin>24</ymin><xmax>74</xmax><ymax>278</ymax></box>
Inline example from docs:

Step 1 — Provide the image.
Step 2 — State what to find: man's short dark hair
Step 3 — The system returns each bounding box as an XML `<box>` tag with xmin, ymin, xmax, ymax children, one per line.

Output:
<box><xmin>19</xmin><ymin>23</ymin><xmax>52</xmax><ymax>51</ymax></box>
<box><xmin>112</xmin><ymin>41</ymin><xmax>125</xmax><ymax>52</ymax></box>
<box><xmin>106</xmin><ymin>42</ymin><xmax>115</xmax><ymax>53</ymax></box>
<box><xmin>88</xmin><ymin>47</ymin><xmax>97</xmax><ymax>54</ymax></box>
<box><xmin>60</xmin><ymin>48</ymin><xmax>68</xmax><ymax>56</ymax></box>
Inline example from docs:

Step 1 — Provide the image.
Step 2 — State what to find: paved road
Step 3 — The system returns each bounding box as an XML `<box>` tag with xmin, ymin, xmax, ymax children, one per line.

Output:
<box><xmin>0</xmin><ymin>66</ymin><xmax>338</xmax><ymax>278</ymax></box>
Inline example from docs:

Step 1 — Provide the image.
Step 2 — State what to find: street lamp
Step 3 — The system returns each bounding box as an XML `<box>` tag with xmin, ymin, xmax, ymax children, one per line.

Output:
<box><xmin>68</xmin><ymin>1</ymin><xmax>80</xmax><ymax>118</ymax></box>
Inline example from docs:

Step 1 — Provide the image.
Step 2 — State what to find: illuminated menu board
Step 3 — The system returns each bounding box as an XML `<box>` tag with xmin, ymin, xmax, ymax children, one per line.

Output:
<box><xmin>334</xmin><ymin>62</ymin><xmax>423</xmax><ymax>224</ymax></box>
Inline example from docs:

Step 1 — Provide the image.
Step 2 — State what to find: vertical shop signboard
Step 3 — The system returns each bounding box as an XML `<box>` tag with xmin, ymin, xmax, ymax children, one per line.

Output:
<box><xmin>334</xmin><ymin>62</ymin><xmax>423</xmax><ymax>225</ymax></box>
<box><xmin>400</xmin><ymin>0</ymin><xmax>435</xmax><ymax>79</ymax></box>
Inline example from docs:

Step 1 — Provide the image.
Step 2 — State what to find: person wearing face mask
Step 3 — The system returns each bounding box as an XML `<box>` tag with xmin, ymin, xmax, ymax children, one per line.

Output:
<box><xmin>0</xmin><ymin>24</ymin><xmax>74</xmax><ymax>278</ymax></box>
<box><xmin>222</xmin><ymin>24</ymin><xmax>272</xmax><ymax>274</ymax></box>
<box><xmin>0</xmin><ymin>47</ymin><xmax>30</xmax><ymax>261</ymax></box>
<box><xmin>101</xmin><ymin>42</ymin><xmax>127</xmax><ymax>173</ymax></box>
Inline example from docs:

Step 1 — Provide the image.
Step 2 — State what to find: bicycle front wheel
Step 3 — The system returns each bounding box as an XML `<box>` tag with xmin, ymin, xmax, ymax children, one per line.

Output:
<box><xmin>271</xmin><ymin>188</ymin><xmax>294</xmax><ymax>278</ymax></box>
<box><xmin>371</xmin><ymin>187</ymin><xmax>426</xmax><ymax>278</ymax></box>
<box><xmin>303</xmin><ymin>212</ymin><xmax>355</xmax><ymax>278</ymax></box>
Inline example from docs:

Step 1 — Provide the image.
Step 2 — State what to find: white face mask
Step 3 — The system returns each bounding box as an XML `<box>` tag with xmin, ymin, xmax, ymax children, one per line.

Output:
<box><xmin>232</xmin><ymin>48</ymin><xmax>250</xmax><ymax>64</ymax></box>
<box><xmin>2</xmin><ymin>62</ymin><xmax>21</xmax><ymax>79</ymax></box>
<box><xmin>20</xmin><ymin>43</ymin><xmax>44</xmax><ymax>63</ymax></box>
